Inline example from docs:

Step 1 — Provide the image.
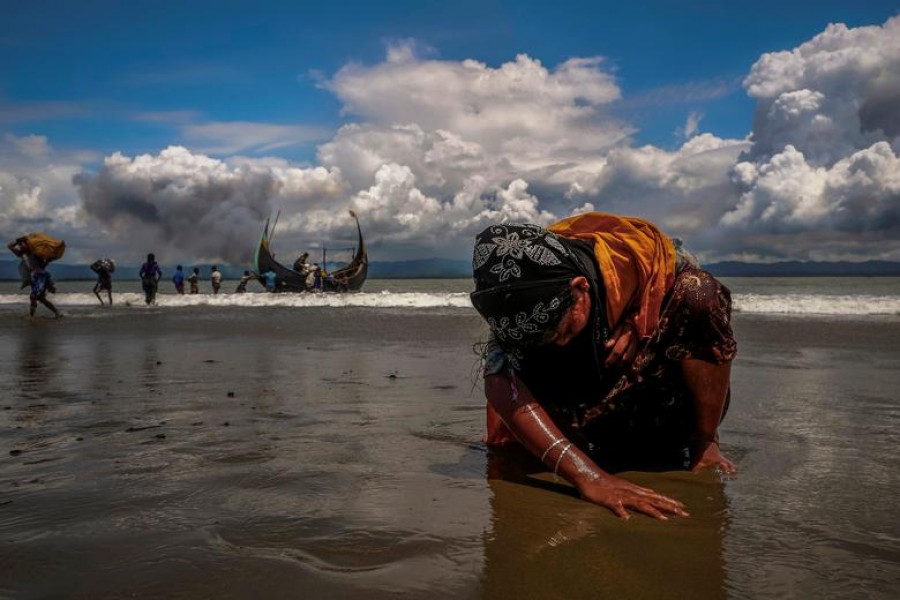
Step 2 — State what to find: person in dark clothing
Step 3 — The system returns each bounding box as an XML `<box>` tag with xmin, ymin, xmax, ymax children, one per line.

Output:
<box><xmin>235</xmin><ymin>270</ymin><xmax>255</xmax><ymax>293</ymax></box>
<box><xmin>139</xmin><ymin>253</ymin><xmax>162</xmax><ymax>305</ymax></box>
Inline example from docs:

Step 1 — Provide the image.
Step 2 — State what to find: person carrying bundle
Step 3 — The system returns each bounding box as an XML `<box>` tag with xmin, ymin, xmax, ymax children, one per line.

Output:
<box><xmin>90</xmin><ymin>258</ymin><xmax>115</xmax><ymax>306</ymax></box>
<box><xmin>7</xmin><ymin>232</ymin><xmax>65</xmax><ymax>318</ymax></box>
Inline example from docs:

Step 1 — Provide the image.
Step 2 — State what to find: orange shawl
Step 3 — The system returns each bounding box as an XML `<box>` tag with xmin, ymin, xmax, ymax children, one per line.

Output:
<box><xmin>548</xmin><ymin>212</ymin><xmax>675</xmax><ymax>340</ymax></box>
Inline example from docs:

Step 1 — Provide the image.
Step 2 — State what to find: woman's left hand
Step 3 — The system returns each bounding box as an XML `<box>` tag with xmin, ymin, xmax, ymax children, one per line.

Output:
<box><xmin>690</xmin><ymin>441</ymin><xmax>737</xmax><ymax>474</ymax></box>
<box><xmin>603</xmin><ymin>321</ymin><xmax>639</xmax><ymax>367</ymax></box>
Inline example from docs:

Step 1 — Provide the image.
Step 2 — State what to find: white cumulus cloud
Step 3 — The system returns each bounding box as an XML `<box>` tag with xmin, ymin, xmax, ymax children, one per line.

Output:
<box><xmin>720</xmin><ymin>16</ymin><xmax>900</xmax><ymax>258</ymax></box>
<box><xmin>322</xmin><ymin>49</ymin><xmax>630</xmax><ymax>174</ymax></box>
<box><xmin>1</xmin><ymin>134</ymin><xmax>92</xmax><ymax>255</ymax></box>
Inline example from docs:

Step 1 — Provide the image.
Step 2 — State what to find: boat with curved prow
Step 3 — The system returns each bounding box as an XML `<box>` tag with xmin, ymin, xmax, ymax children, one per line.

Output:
<box><xmin>253</xmin><ymin>210</ymin><xmax>368</xmax><ymax>292</ymax></box>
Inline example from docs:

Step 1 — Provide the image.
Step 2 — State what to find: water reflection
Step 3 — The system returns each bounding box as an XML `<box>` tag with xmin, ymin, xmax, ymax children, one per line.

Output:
<box><xmin>17</xmin><ymin>327</ymin><xmax>59</xmax><ymax>399</ymax></box>
<box><xmin>139</xmin><ymin>337</ymin><xmax>161</xmax><ymax>393</ymax></box>
<box><xmin>13</xmin><ymin>329</ymin><xmax>62</xmax><ymax>432</ymax></box>
<box><xmin>88</xmin><ymin>337</ymin><xmax>116</xmax><ymax>396</ymax></box>
<box><xmin>482</xmin><ymin>448</ymin><xmax>729</xmax><ymax>599</ymax></box>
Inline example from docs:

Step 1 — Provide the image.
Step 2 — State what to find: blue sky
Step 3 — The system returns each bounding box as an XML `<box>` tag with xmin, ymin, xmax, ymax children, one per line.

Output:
<box><xmin>1</xmin><ymin>1</ymin><xmax>899</xmax><ymax>263</ymax></box>
<box><xmin>3</xmin><ymin>0</ymin><xmax>893</xmax><ymax>156</ymax></box>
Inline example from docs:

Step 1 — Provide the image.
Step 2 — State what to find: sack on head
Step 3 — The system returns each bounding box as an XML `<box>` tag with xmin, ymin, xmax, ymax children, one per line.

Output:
<box><xmin>24</xmin><ymin>233</ymin><xmax>66</xmax><ymax>262</ymax></box>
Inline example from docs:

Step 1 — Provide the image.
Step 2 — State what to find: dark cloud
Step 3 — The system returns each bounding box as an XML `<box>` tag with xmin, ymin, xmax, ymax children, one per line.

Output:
<box><xmin>73</xmin><ymin>147</ymin><xmax>345</xmax><ymax>263</ymax></box>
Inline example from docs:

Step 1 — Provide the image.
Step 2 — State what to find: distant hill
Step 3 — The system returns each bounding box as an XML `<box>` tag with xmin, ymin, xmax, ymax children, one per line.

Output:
<box><xmin>367</xmin><ymin>258</ymin><xmax>474</xmax><ymax>278</ymax></box>
<box><xmin>2</xmin><ymin>258</ymin><xmax>900</xmax><ymax>280</ymax></box>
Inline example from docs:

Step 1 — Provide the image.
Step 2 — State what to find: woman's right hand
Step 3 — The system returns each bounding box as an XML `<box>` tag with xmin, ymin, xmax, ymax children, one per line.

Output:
<box><xmin>485</xmin><ymin>373</ymin><xmax>688</xmax><ymax>521</ymax></box>
<box><xmin>578</xmin><ymin>475</ymin><xmax>689</xmax><ymax>520</ymax></box>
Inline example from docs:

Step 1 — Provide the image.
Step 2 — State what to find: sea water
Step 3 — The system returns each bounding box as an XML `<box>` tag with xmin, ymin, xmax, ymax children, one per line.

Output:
<box><xmin>2</xmin><ymin>277</ymin><xmax>899</xmax><ymax>598</ymax></box>
<box><xmin>1</xmin><ymin>277</ymin><xmax>898</xmax><ymax>317</ymax></box>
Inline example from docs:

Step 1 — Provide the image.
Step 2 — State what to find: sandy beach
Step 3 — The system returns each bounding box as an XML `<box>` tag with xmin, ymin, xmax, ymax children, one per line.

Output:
<box><xmin>1</xmin><ymin>304</ymin><xmax>899</xmax><ymax>599</ymax></box>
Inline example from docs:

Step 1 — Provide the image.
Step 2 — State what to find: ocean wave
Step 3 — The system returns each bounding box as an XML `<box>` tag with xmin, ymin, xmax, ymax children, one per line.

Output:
<box><xmin>733</xmin><ymin>294</ymin><xmax>900</xmax><ymax>316</ymax></box>
<box><xmin>0</xmin><ymin>291</ymin><xmax>897</xmax><ymax>315</ymax></box>
<box><xmin>0</xmin><ymin>291</ymin><xmax>475</xmax><ymax>309</ymax></box>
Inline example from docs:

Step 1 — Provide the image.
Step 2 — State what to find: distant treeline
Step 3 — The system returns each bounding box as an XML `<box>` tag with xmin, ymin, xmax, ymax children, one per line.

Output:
<box><xmin>2</xmin><ymin>259</ymin><xmax>899</xmax><ymax>281</ymax></box>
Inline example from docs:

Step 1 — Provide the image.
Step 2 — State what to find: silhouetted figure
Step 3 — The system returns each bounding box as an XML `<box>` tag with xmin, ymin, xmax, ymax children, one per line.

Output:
<box><xmin>172</xmin><ymin>265</ymin><xmax>185</xmax><ymax>294</ymax></box>
<box><xmin>188</xmin><ymin>267</ymin><xmax>200</xmax><ymax>294</ymax></box>
<box><xmin>211</xmin><ymin>265</ymin><xmax>222</xmax><ymax>294</ymax></box>
<box><xmin>139</xmin><ymin>253</ymin><xmax>162</xmax><ymax>305</ymax></box>
<box><xmin>90</xmin><ymin>258</ymin><xmax>115</xmax><ymax>305</ymax></box>
<box><xmin>236</xmin><ymin>270</ymin><xmax>255</xmax><ymax>293</ymax></box>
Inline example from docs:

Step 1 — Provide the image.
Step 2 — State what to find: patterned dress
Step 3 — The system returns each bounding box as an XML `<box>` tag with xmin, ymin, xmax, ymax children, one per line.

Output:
<box><xmin>485</xmin><ymin>264</ymin><xmax>736</xmax><ymax>471</ymax></box>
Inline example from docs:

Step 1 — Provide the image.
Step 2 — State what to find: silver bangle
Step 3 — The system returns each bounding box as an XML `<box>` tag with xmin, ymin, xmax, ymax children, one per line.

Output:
<box><xmin>540</xmin><ymin>438</ymin><xmax>565</xmax><ymax>463</ymax></box>
<box><xmin>553</xmin><ymin>443</ymin><xmax>573</xmax><ymax>476</ymax></box>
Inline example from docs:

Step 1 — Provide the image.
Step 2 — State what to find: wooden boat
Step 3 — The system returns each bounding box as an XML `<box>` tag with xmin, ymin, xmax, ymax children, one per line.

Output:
<box><xmin>253</xmin><ymin>210</ymin><xmax>368</xmax><ymax>292</ymax></box>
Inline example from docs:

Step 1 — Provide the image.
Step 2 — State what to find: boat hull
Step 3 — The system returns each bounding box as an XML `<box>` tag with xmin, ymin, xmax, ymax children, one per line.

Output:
<box><xmin>253</xmin><ymin>213</ymin><xmax>368</xmax><ymax>293</ymax></box>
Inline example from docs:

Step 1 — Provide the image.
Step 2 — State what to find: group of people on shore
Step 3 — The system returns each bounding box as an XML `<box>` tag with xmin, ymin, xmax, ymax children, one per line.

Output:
<box><xmin>126</xmin><ymin>255</ymin><xmax>259</xmax><ymax>305</ymax></box>
<box><xmin>8</xmin><ymin>234</ymin><xmax>347</xmax><ymax>315</ymax></box>
<box><xmin>168</xmin><ymin>264</ymin><xmax>233</xmax><ymax>297</ymax></box>
<box><xmin>7</xmin><ymin>236</ymin><xmax>262</xmax><ymax>314</ymax></box>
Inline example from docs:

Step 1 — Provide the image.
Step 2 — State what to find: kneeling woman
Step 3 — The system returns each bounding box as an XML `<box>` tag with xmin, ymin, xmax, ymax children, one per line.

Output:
<box><xmin>471</xmin><ymin>213</ymin><xmax>737</xmax><ymax>520</ymax></box>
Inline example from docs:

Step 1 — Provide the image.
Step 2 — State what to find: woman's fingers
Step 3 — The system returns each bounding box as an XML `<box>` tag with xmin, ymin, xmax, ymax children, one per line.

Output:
<box><xmin>721</xmin><ymin>456</ymin><xmax>738</xmax><ymax>473</ymax></box>
<box><xmin>632</xmin><ymin>501</ymin><xmax>668</xmax><ymax>520</ymax></box>
<box><xmin>616</xmin><ymin>490</ymin><xmax>689</xmax><ymax>519</ymax></box>
<box><xmin>585</xmin><ymin>477</ymin><xmax>690</xmax><ymax>520</ymax></box>
<box><xmin>642</xmin><ymin>495</ymin><xmax>688</xmax><ymax>516</ymax></box>
<box><xmin>691</xmin><ymin>446</ymin><xmax>738</xmax><ymax>475</ymax></box>
<box><xmin>603</xmin><ymin>327</ymin><xmax>639</xmax><ymax>367</ymax></box>
<box><xmin>604</xmin><ymin>335</ymin><xmax>628</xmax><ymax>365</ymax></box>
<box><xmin>625</xmin><ymin>483</ymin><xmax>686</xmax><ymax>509</ymax></box>
<box><xmin>612</xmin><ymin>501</ymin><xmax>631</xmax><ymax>520</ymax></box>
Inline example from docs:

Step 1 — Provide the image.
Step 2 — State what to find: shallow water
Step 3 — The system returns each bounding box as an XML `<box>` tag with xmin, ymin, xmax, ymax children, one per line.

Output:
<box><xmin>0</xmin><ymin>307</ymin><xmax>898</xmax><ymax>598</ymax></box>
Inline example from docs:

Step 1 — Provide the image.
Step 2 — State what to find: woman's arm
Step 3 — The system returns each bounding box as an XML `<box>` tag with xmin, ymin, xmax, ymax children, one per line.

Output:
<box><xmin>485</xmin><ymin>372</ymin><xmax>688</xmax><ymax>520</ymax></box>
<box><xmin>681</xmin><ymin>358</ymin><xmax>737</xmax><ymax>473</ymax></box>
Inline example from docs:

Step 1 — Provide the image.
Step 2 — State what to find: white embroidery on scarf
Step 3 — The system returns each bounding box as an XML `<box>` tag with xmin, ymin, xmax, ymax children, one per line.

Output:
<box><xmin>487</xmin><ymin>295</ymin><xmax>563</xmax><ymax>344</ymax></box>
<box><xmin>473</xmin><ymin>242</ymin><xmax>497</xmax><ymax>270</ymax></box>
<box><xmin>473</xmin><ymin>225</ymin><xmax>566</xmax><ymax>280</ymax></box>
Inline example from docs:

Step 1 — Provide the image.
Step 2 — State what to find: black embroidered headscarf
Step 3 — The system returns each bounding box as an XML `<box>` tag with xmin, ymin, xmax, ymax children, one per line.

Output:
<box><xmin>471</xmin><ymin>223</ymin><xmax>601</xmax><ymax>351</ymax></box>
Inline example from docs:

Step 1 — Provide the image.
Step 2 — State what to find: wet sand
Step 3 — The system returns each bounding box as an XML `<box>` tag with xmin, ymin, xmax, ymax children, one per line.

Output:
<box><xmin>1</xmin><ymin>307</ymin><xmax>899</xmax><ymax>598</ymax></box>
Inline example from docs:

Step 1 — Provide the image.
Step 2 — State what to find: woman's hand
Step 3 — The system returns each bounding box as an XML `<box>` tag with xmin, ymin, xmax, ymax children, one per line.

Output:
<box><xmin>486</xmin><ymin>372</ymin><xmax>689</xmax><ymax>521</ymax></box>
<box><xmin>578</xmin><ymin>475</ymin><xmax>689</xmax><ymax>520</ymax></box>
<box><xmin>603</xmin><ymin>320</ymin><xmax>639</xmax><ymax>367</ymax></box>
<box><xmin>690</xmin><ymin>441</ymin><xmax>737</xmax><ymax>474</ymax></box>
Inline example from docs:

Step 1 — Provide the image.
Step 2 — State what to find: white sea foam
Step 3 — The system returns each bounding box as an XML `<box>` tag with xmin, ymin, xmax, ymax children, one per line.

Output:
<box><xmin>733</xmin><ymin>294</ymin><xmax>900</xmax><ymax>316</ymax></box>
<box><xmin>0</xmin><ymin>291</ymin><xmax>897</xmax><ymax>316</ymax></box>
<box><xmin>0</xmin><ymin>291</ymin><xmax>475</xmax><ymax>309</ymax></box>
